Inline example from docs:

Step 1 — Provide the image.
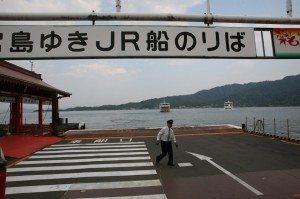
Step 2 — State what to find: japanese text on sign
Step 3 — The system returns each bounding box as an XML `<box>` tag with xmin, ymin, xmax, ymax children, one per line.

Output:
<box><xmin>0</xmin><ymin>26</ymin><xmax>256</xmax><ymax>59</ymax></box>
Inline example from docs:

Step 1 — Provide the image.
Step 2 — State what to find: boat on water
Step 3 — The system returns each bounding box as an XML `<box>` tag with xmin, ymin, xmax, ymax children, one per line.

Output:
<box><xmin>159</xmin><ymin>102</ymin><xmax>170</xmax><ymax>112</ymax></box>
<box><xmin>224</xmin><ymin>101</ymin><xmax>233</xmax><ymax>109</ymax></box>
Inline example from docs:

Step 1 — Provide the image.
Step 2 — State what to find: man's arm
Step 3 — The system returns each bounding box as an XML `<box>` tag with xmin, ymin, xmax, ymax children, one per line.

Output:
<box><xmin>156</xmin><ymin>128</ymin><xmax>163</xmax><ymax>145</ymax></box>
<box><xmin>172</xmin><ymin>130</ymin><xmax>178</xmax><ymax>147</ymax></box>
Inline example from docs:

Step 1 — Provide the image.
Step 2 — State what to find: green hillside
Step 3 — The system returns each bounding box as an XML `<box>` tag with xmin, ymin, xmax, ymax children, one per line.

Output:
<box><xmin>63</xmin><ymin>74</ymin><xmax>300</xmax><ymax>111</ymax></box>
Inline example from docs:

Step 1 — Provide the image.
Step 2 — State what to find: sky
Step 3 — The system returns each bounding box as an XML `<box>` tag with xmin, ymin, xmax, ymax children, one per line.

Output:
<box><xmin>1</xmin><ymin>0</ymin><xmax>300</xmax><ymax>109</ymax></box>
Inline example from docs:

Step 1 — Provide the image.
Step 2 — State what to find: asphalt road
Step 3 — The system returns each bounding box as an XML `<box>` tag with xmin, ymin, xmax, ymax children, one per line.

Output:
<box><xmin>5</xmin><ymin>132</ymin><xmax>300</xmax><ymax>199</ymax></box>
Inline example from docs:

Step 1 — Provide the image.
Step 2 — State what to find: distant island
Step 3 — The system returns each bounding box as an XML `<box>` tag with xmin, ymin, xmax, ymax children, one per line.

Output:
<box><xmin>62</xmin><ymin>74</ymin><xmax>300</xmax><ymax>111</ymax></box>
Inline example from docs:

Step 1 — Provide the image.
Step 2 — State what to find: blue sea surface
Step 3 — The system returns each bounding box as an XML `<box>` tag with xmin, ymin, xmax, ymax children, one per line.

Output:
<box><xmin>16</xmin><ymin>107</ymin><xmax>300</xmax><ymax>138</ymax></box>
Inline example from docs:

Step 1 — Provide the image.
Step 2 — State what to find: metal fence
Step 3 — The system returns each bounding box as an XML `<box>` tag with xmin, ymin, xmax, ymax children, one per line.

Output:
<box><xmin>244</xmin><ymin>117</ymin><xmax>300</xmax><ymax>140</ymax></box>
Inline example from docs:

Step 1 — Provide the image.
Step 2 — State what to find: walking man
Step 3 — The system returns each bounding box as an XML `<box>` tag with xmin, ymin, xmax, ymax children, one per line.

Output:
<box><xmin>156</xmin><ymin>120</ymin><xmax>178</xmax><ymax>166</ymax></box>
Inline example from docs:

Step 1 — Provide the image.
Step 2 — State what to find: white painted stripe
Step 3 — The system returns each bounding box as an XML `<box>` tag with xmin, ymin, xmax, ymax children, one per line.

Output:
<box><xmin>120</xmin><ymin>138</ymin><xmax>132</xmax><ymax>142</ymax></box>
<box><xmin>29</xmin><ymin>151</ymin><xmax>149</xmax><ymax>159</ymax></box>
<box><xmin>76</xmin><ymin>194</ymin><xmax>167</xmax><ymax>199</ymax></box>
<box><xmin>6</xmin><ymin>179</ymin><xmax>162</xmax><ymax>195</ymax></box>
<box><xmin>178</xmin><ymin>162</ymin><xmax>193</xmax><ymax>167</ymax></box>
<box><xmin>51</xmin><ymin>142</ymin><xmax>145</xmax><ymax>147</ymax></box>
<box><xmin>69</xmin><ymin>179</ymin><xmax>161</xmax><ymax>190</ymax></box>
<box><xmin>94</xmin><ymin>139</ymin><xmax>108</xmax><ymax>143</ymax></box>
<box><xmin>208</xmin><ymin>159</ymin><xmax>263</xmax><ymax>195</ymax></box>
<box><xmin>225</xmin><ymin>124</ymin><xmax>242</xmax><ymax>129</ymax></box>
<box><xmin>8</xmin><ymin>162</ymin><xmax>154</xmax><ymax>172</ymax></box>
<box><xmin>187</xmin><ymin>152</ymin><xmax>263</xmax><ymax>196</ymax></box>
<box><xmin>35</xmin><ymin>148</ymin><xmax>147</xmax><ymax>154</ymax></box>
<box><xmin>7</xmin><ymin>170</ymin><xmax>157</xmax><ymax>182</ymax></box>
<box><xmin>6</xmin><ymin>184</ymin><xmax>70</xmax><ymax>195</ymax></box>
<box><xmin>70</xmin><ymin>140</ymin><xmax>82</xmax><ymax>144</ymax></box>
<box><xmin>43</xmin><ymin>144</ymin><xmax>146</xmax><ymax>150</ymax></box>
<box><xmin>18</xmin><ymin>156</ymin><xmax>151</xmax><ymax>165</ymax></box>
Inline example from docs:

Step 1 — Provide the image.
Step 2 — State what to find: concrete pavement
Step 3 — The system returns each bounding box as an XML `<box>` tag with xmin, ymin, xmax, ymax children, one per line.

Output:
<box><xmin>5</xmin><ymin>127</ymin><xmax>300</xmax><ymax>199</ymax></box>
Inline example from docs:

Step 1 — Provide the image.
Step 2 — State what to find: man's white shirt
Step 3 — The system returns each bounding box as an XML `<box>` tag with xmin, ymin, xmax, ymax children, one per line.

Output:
<box><xmin>157</xmin><ymin>126</ymin><xmax>176</xmax><ymax>143</ymax></box>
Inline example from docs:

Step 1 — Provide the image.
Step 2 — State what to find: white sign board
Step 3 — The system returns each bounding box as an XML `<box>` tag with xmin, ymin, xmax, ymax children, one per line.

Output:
<box><xmin>0</xmin><ymin>26</ymin><xmax>256</xmax><ymax>59</ymax></box>
<box><xmin>0</xmin><ymin>96</ymin><xmax>15</xmax><ymax>103</ymax></box>
<box><xmin>23</xmin><ymin>97</ymin><xmax>52</xmax><ymax>105</ymax></box>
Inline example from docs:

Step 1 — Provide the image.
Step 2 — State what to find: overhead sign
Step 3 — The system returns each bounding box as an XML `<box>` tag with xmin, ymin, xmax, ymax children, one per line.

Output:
<box><xmin>0</xmin><ymin>96</ymin><xmax>15</xmax><ymax>103</ymax></box>
<box><xmin>23</xmin><ymin>97</ymin><xmax>51</xmax><ymax>105</ymax></box>
<box><xmin>0</xmin><ymin>26</ymin><xmax>256</xmax><ymax>59</ymax></box>
<box><xmin>0</xmin><ymin>96</ymin><xmax>52</xmax><ymax>104</ymax></box>
<box><xmin>273</xmin><ymin>28</ymin><xmax>300</xmax><ymax>58</ymax></box>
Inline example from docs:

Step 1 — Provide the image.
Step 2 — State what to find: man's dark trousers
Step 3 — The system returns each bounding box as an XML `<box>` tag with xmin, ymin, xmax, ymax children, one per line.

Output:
<box><xmin>157</xmin><ymin>140</ymin><xmax>173</xmax><ymax>164</ymax></box>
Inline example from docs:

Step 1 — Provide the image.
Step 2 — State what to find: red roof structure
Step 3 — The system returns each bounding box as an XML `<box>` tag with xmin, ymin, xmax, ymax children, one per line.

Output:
<box><xmin>0</xmin><ymin>60</ymin><xmax>71</xmax><ymax>98</ymax></box>
<box><xmin>0</xmin><ymin>60</ymin><xmax>71</xmax><ymax>135</ymax></box>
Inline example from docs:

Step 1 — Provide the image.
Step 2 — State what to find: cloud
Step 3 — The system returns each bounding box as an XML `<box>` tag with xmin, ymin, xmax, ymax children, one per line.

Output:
<box><xmin>0</xmin><ymin>0</ymin><xmax>101</xmax><ymax>25</ymax></box>
<box><xmin>121</xmin><ymin>0</ymin><xmax>205</xmax><ymax>13</ymax></box>
<box><xmin>0</xmin><ymin>0</ymin><xmax>205</xmax><ymax>14</ymax></box>
<box><xmin>0</xmin><ymin>0</ymin><xmax>101</xmax><ymax>12</ymax></box>
<box><xmin>27</xmin><ymin>60</ymin><xmax>136</xmax><ymax>107</ymax></box>
<box><xmin>64</xmin><ymin>62</ymin><xmax>129</xmax><ymax>78</ymax></box>
<box><xmin>233</xmin><ymin>60</ymin><xmax>255</xmax><ymax>69</ymax></box>
<box><xmin>166</xmin><ymin>59</ymin><xmax>198</xmax><ymax>66</ymax></box>
<box><xmin>217</xmin><ymin>22</ymin><xmax>300</xmax><ymax>29</ymax></box>
<box><xmin>0</xmin><ymin>0</ymin><xmax>205</xmax><ymax>26</ymax></box>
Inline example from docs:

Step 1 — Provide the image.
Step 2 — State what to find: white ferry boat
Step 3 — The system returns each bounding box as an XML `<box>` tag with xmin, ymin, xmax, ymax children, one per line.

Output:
<box><xmin>159</xmin><ymin>102</ymin><xmax>170</xmax><ymax>112</ymax></box>
<box><xmin>224</xmin><ymin>101</ymin><xmax>233</xmax><ymax>109</ymax></box>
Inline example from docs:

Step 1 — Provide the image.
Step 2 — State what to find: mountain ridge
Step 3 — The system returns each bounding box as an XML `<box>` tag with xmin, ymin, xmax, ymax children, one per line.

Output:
<box><xmin>63</xmin><ymin>74</ymin><xmax>300</xmax><ymax>111</ymax></box>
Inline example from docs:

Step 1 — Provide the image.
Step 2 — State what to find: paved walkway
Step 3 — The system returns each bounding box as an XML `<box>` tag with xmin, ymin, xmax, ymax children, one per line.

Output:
<box><xmin>6</xmin><ymin>139</ymin><xmax>165</xmax><ymax>199</ymax></box>
<box><xmin>4</xmin><ymin>125</ymin><xmax>300</xmax><ymax>198</ymax></box>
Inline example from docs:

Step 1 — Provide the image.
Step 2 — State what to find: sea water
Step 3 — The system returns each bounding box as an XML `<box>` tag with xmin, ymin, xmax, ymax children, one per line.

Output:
<box><xmin>10</xmin><ymin>107</ymin><xmax>300</xmax><ymax>138</ymax></box>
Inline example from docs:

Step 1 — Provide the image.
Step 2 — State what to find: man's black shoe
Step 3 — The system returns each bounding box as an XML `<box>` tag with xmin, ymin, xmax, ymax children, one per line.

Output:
<box><xmin>168</xmin><ymin>163</ymin><xmax>175</xmax><ymax>166</ymax></box>
<box><xmin>156</xmin><ymin>156</ymin><xmax>159</xmax><ymax>164</ymax></box>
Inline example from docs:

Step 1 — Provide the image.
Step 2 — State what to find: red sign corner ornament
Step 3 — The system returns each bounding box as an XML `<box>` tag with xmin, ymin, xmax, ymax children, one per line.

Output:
<box><xmin>273</xmin><ymin>28</ymin><xmax>300</xmax><ymax>58</ymax></box>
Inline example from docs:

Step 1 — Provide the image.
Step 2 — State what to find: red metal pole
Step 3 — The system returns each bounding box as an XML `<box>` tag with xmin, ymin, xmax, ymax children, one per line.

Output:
<box><xmin>51</xmin><ymin>92</ymin><xmax>58</xmax><ymax>136</ymax></box>
<box><xmin>10</xmin><ymin>102</ymin><xmax>15</xmax><ymax>133</ymax></box>
<box><xmin>20</xmin><ymin>96</ymin><xmax>23</xmax><ymax>132</ymax></box>
<box><xmin>0</xmin><ymin>167</ymin><xmax>6</xmax><ymax>199</ymax></box>
<box><xmin>10</xmin><ymin>97</ymin><xmax>20</xmax><ymax>134</ymax></box>
<box><xmin>15</xmin><ymin>95</ymin><xmax>22</xmax><ymax>134</ymax></box>
<box><xmin>39</xmin><ymin>99</ymin><xmax>43</xmax><ymax>131</ymax></box>
<box><xmin>0</xmin><ymin>147</ymin><xmax>7</xmax><ymax>199</ymax></box>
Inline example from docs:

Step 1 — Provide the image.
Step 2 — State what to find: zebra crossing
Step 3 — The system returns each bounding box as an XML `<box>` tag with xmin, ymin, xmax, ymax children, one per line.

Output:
<box><xmin>6</xmin><ymin>140</ymin><xmax>166</xmax><ymax>199</ymax></box>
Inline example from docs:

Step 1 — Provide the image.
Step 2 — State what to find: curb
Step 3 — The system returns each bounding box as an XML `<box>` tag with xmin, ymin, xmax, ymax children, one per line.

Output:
<box><xmin>244</xmin><ymin>130</ymin><xmax>300</xmax><ymax>143</ymax></box>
